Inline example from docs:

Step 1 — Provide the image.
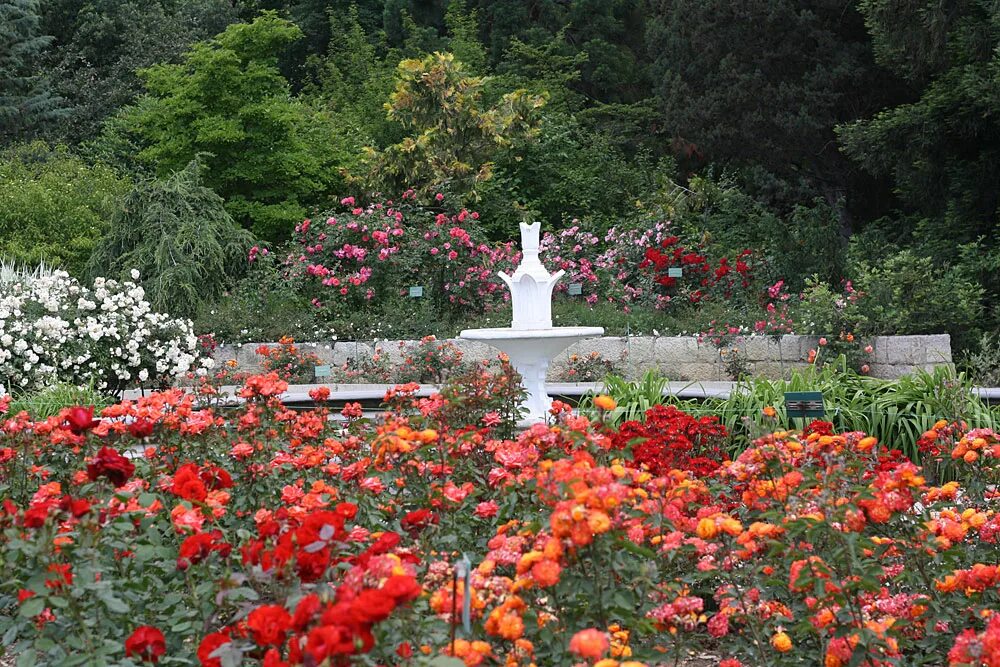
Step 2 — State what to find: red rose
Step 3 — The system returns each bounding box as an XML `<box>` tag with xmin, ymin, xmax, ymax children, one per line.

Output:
<box><xmin>60</xmin><ymin>496</ymin><xmax>92</xmax><ymax>517</ymax></box>
<box><xmin>292</xmin><ymin>593</ymin><xmax>321</xmax><ymax>631</ymax></box>
<box><xmin>334</xmin><ymin>502</ymin><xmax>357</xmax><ymax>521</ymax></box>
<box><xmin>305</xmin><ymin>625</ymin><xmax>346</xmax><ymax>662</ymax></box>
<box><xmin>400</xmin><ymin>508</ymin><xmax>437</xmax><ymax>535</ymax></box>
<box><xmin>262</xmin><ymin>648</ymin><xmax>287</xmax><ymax>667</ymax></box>
<box><xmin>177</xmin><ymin>530</ymin><xmax>231</xmax><ymax>570</ymax></box>
<box><xmin>199</xmin><ymin>465</ymin><xmax>233</xmax><ymax>490</ymax></box>
<box><xmin>246</xmin><ymin>605</ymin><xmax>292</xmax><ymax>647</ymax></box>
<box><xmin>369</xmin><ymin>531</ymin><xmax>400</xmax><ymax>554</ymax></box>
<box><xmin>197</xmin><ymin>631</ymin><xmax>230</xmax><ymax>667</ymax></box>
<box><xmin>45</xmin><ymin>563</ymin><xmax>73</xmax><ymax>589</ymax></box>
<box><xmin>171</xmin><ymin>463</ymin><xmax>207</xmax><ymax>501</ymax></box>
<box><xmin>295</xmin><ymin>510</ymin><xmax>346</xmax><ymax>550</ymax></box>
<box><xmin>23</xmin><ymin>503</ymin><xmax>51</xmax><ymax>528</ymax></box>
<box><xmin>128</xmin><ymin>418</ymin><xmax>155</xmax><ymax>439</ymax></box>
<box><xmin>63</xmin><ymin>406</ymin><xmax>98</xmax><ymax>434</ymax></box>
<box><xmin>380</xmin><ymin>575</ymin><xmax>421</xmax><ymax>603</ymax></box>
<box><xmin>125</xmin><ymin>626</ymin><xmax>166</xmax><ymax>663</ymax></box>
<box><xmin>294</xmin><ymin>546</ymin><xmax>331</xmax><ymax>583</ymax></box>
<box><xmin>87</xmin><ymin>446</ymin><xmax>135</xmax><ymax>487</ymax></box>
<box><xmin>351</xmin><ymin>589</ymin><xmax>397</xmax><ymax>623</ymax></box>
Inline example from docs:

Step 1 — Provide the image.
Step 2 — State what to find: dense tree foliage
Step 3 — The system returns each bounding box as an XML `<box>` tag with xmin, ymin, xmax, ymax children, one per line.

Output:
<box><xmin>1</xmin><ymin>0</ymin><xmax>997</xmax><ymax>348</ymax></box>
<box><xmin>364</xmin><ymin>52</ymin><xmax>545</xmax><ymax>200</ymax></box>
<box><xmin>839</xmin><ymin>0</ymin><xmax>1000</xmax><ymax>254</ymax></box>
<box><xmin>36</xmin><ymin>0</ymin><xmax>240</xmax><ymax>145</ymax></box>
<box><xmin>0</xmin><ymin>142</ymin><xmax>129</xmax><ymax>274</ymax></box>
<box><xmin>116</xmin><ymin>12</ymin><xmax>356</xmax><ymax>241</ymax></box>
<box><xmin>0</xmin><ymin>0</ymin><xmax>65</xmax><ymax>141</ymax></box>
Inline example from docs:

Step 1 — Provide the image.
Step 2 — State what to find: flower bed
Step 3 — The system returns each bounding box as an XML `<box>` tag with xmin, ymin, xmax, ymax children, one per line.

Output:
<box><xmin>2</xmin><ymin>376</ymin><xmax>1000</xmax><ymax>665</ymax></box>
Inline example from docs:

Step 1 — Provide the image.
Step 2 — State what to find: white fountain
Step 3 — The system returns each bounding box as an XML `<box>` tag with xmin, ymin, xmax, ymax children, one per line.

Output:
<box><xmin>461</xmin><ymin>222</ymin><xmax>604</xmax><ymax>424</ymax></box>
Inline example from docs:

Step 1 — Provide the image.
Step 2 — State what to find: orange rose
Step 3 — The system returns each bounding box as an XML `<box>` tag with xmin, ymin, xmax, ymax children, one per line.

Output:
<box><xmin>771</xmin><ymin>631</ymin><xmax>792</xmax><ymax>652</ymax></box>
<box><xmin>569</xmin><ymin>628</ymin><xmax>610</xmax><ymax>659</ymax></box>
<box><xmin>696</xmin><ymin>518</ymin><xmax>718</xmax><ymax>540</ymax></box>
<box><xmin>593</xmin><ymin>395</ymin><xmax>617</xmax><ymax>411</ymax></box>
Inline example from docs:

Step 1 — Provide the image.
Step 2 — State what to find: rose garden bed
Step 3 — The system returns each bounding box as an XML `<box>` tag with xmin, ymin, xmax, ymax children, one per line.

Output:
<box><xmin>2</xmin><ymin>371</ymin><xmax>1000</xmax><ymax>666</ymax></box>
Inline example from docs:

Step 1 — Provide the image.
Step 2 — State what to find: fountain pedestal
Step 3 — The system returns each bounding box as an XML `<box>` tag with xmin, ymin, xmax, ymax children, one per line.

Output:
<box><xmin>460</xmin><ymin>326</ymin><xmax>603</xmax><ymax>423</ymax></box>
<box><xmin>460</xmin><ymin>222</ymin><xmax>604</xmax><ymax>425</ymax></box>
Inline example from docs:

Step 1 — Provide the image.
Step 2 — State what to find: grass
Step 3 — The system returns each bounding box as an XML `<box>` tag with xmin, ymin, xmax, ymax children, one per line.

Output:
<box><xmin>8</xmin><ymin>383</ymin><xmax>111</xmax><ymax>420</ymax></box>
<box><xmin>584</xmin><ymin>365</ymin><xmax>1000</xmax><ymax>462</ymax></box>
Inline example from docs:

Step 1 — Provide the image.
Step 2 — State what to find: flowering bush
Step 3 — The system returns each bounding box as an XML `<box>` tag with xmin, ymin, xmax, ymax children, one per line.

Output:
<box><xmin>554</xmin><ymin>351</ymin><xmax>623</xmax><ymax>382</ymax></box>
<box><xmin>540</xmin><ymin>221</ymin><xmax>670</xmax><ymax>308</ymax></box>
<box><xmin>395</xmin><ymin>336</ymin><xmax>469</xmax><ymax>384</ymax></box>
<box><xmin>284</xmin><ymin>193</ymin><xmax>518</xmax><ymax>324</ymax></box>
<box><xmin>793</xmin><ymin>278</ymin><xmax>874</xmax><ymax>373</ymax></box>
<box><xmin>0</xmin><ymin>270</ymin><xmax>212</xmax><ymax>394</ymax></box>
<box><xmin>638</xmin><ymin>234</ymin><xmax>765</xmax><ymax>309</ymax></box>
<box><xmin>6</xmin><ymin>370</ymin><xmax>1000</xmax><ymax>665</ymax></box>
<box><xmin>256</xmin><ymin>336</ymin><xmax>321</xmax><ymax>384</ymax></box>
<box><xmin>332</xmin><ymin>346</ymin><xmax>395</xmax><ymax>383</ymax></box>
<box><xmin>611</xmin><ymin>403</ymin><xmax>729</xmax><ymax>476</ymax></box>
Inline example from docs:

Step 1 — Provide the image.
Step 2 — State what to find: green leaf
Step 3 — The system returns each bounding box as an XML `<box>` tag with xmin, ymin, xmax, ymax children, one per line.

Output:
<box><xmin>619</xmin><ymin>539</ymin><xmax>656</xmax><ymax>559</ymax></box>
<box><xmin>99</xmin><ymin>592</ymin><xmax>130</xmax><ymax>614</ymax></box>
<box><xmin>18</xmin><ymin>597</ymin><xmax>44</xmax><ymax>618</ymax></box>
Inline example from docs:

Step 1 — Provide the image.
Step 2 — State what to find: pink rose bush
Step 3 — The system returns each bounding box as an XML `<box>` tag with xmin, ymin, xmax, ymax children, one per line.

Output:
<box><xmin>283</xmin><ymin>192</ymin><xmax>518</xmax><ymax>322</ymax></box>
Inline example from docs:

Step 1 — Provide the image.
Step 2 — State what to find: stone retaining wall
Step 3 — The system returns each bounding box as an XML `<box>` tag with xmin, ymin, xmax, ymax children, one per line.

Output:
<box><xmin>215</xmin><ymin>334</ymin><xmax>952</xmax><ymax>381</ymax></box>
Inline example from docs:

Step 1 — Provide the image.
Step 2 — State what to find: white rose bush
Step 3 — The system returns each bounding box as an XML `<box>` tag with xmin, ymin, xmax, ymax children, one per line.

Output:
<box><xmin>0</xmin><ymin>270</ymin><xmax>213</xmax><ymax>394</ymax></box>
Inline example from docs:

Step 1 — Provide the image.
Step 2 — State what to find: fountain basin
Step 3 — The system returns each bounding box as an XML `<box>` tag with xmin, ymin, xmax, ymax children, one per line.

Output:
<box><xmin>460</xmin><ymin>326</ymin><xmax>604</xmax><ymax>424</ymax></box>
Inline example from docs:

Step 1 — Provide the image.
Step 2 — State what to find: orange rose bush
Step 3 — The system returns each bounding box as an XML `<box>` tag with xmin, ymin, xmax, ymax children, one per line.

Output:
<box><xmin>3</xmin><ymin>372</ymin><xmax>1000</xmax><ymax>665</ymax></box>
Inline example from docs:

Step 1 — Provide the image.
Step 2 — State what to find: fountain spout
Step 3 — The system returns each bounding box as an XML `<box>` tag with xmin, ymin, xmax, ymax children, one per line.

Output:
<box><xmin>497</xmin><ymin>222</ymin><xmax>564</xmax><ymax>329</ymax></box>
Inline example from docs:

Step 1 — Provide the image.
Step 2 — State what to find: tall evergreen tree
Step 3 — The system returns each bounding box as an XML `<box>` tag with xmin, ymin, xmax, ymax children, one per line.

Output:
<box><xmin>839</xmin><ymin>0</ymin><xmax>1000</xmax><ymax>250</ymax></box>
<box><xmin>36</xmin><ymin>0</ymin><xmax>238</xmax><ymax>145</ymax></box>
<box><xmin>117</xmin><ymin>12</ymin><xmax>357</xmax><ymax>241</ymax></box>
<box><xmin>0</xmin><ymin>0</ymin><xmax>64</xmax><ymax>141</ymax></box>
<box><xmin>646</xmin><ymin>0</ymin><xmax>896</xmax><ymax>226</ymax></box>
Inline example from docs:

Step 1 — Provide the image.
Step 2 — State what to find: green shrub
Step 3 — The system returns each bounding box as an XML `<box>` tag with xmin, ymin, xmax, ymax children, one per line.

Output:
<box><xmin>116</xmin><ymin>12</ymin><xmax>354</xmax><ymax>241</ymax></box>
<box><xmin>850</xmin><ymin>249</ymin><xmax>983</xmax><ymax>344</ymax></box>
<box><xmin>671</xmin><ymin>175</ymin><xmax>846</xmax><ymax>289</ymax></box>
<box><xmin>195</xmin><ymin>253</ymin><xmax>332</xmax><ymax>345</ymax></box>
<box><xmin>87</xmin><ymin>160</ymin><xmax>254</xmax><ymax>319</ymax></box>
<box><xmin>0</xmin><ymin>142</ymin><xmax>129</xmax><ymax>274</ymax></box>
<box><xmin>961</xmin><ymin>333</ymin><xmax>1000</xmax><ymax>387</ymax></box>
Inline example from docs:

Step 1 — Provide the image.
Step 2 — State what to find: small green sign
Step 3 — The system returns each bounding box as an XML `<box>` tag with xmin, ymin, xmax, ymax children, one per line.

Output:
<box><xmin>408</xmin><ymin>285</ymin><xmax>424</xmax><ymax>298</ymax></box>
<box><xmin>567</xmin><ymin>283</ymin><xmax>583</xmax><ymax>296</ymax></box>
<box><xmin>783</xmin><ymin>391</ymin><xmax>825</xmax><ymax>418</ymax></box>
<box><xmin>314</xmin><ymin>365</ymin><xmax>332</xmax><ymax>378</ymax></box>
<box><xmin>667</xmin><ymin>267</ymin><xmax>683</xmax><ymax>278</ymax></box>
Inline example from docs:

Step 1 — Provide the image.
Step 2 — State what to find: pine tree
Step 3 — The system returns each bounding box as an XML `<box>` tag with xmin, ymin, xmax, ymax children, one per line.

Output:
<box><xmin>87</xmin><ymin>159</ymin><xmax>254</xmax><ymax>318</ymax></box>
<box><xmin>0</xmin><ymin>0</ymin><xmax>64</xmax><ymax>142</ymax></box>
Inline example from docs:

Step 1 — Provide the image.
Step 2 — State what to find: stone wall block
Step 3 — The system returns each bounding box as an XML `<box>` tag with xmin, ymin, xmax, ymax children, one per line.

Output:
<box><xmin>215</xmin><ymin>334</ymin><xmax>953</xmax><ymax>381</ymax></box>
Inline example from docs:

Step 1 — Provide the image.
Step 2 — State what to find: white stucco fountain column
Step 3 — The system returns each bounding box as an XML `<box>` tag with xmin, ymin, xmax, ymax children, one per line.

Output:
<box><xmin>460</xmin><ymin>222</ymin><xmax>604</xmax><ymax>424</ymax></box>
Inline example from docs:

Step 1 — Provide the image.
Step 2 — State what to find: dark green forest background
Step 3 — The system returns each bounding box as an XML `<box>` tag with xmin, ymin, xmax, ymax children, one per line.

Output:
<box><xmin>2</xmin><ymin>0</ymin><xmax>999</xmax><ymax>351</ymax></box>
